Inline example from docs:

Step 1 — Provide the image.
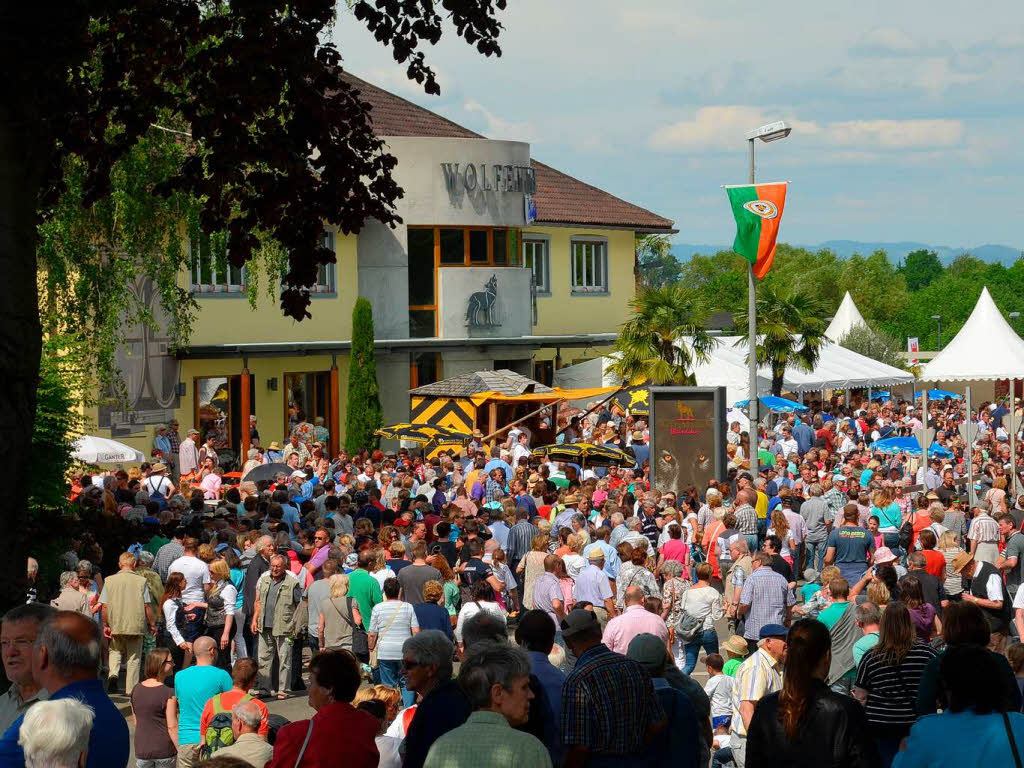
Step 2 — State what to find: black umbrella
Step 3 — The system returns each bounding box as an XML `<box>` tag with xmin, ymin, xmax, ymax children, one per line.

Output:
<box><xmin>241</xmin><ymin>462</ymin><xmax>291</xmax><ymax>483</ymax></box>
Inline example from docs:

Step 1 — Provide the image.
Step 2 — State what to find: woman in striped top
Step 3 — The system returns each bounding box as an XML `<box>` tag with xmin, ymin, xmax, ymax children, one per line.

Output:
<box><xmin>853</xmin><ymin>601</ymin><xmax>938</xmax><ymax>768</ymax></box>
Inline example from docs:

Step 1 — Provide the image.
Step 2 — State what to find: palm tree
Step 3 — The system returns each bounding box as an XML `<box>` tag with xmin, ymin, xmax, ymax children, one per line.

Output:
<box><xmin>734</xmin><ymin>282</ymin><xmax>829</xmax><ymax>396</ymax></box>
<box><xmin>608</xmin><ymin>283</ymin><xmax>717</xmax><ymax>385</ymax></box>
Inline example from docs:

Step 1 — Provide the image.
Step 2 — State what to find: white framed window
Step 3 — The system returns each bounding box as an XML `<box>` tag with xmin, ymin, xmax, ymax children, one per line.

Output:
<box><xmin>311</xmin><ymin>231</ymin><xmax>336</xmax><ymax>294</ymax></box>
<box><xmin>523</xmin><ymin>238</ymin><xmax>550</xmax><ymax>294</ymax></box>
<box><xmin>189</xmin><ymin>233</ymin><xmax>244</xmax><ymax>293</ymax></box>
<box><xmin>570</xmin><ymin>238</ymin><xmax>608</xmax><ymax>294</ymax></box>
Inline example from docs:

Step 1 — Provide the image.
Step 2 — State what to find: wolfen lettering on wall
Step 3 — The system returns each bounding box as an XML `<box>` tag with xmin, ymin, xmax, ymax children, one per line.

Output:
<box><xmin>440</xmin><ymin>163</ymin><xmax>537</xmax><ymax>196</ymax></box>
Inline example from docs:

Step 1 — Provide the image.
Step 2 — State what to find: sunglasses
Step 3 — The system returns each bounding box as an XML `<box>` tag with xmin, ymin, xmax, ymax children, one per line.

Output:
<box><xmin>401</xmin><ymin>659</ymin><xmax>423</xmax><ymax>670</ymax></box>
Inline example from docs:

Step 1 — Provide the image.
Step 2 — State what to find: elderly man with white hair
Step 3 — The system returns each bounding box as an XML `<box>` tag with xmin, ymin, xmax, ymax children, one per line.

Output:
<box><xmin>18</xmin><ymin>698</ymin><xmax>94</xmax><ymax>768</ymax></box>
<box><xmin>213</xmin><ymin>699</ymin><xmax>273</xmax><ymax>768</ymax></box>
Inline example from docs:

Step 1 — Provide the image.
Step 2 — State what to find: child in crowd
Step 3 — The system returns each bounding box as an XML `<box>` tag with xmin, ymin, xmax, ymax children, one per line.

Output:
<box><xmin>703</xmin><ymin>654</ymin><xmax>734</xmax><ymax>731</ymax></box>
<box><xmin>720</xmin><ymin>635</ymin><xmax>748</xmax><ymax>677</ymax></box>
<box><xmin>795</xmin><ymin>565</ymin><xmax>840</xmax><ymax>619</ymax></box>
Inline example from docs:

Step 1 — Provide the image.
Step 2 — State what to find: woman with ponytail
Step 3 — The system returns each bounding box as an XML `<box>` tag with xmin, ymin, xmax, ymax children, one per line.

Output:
<box><xmin>746</xmin><ymin>619</ymin><xmax>878</xmax><ymax>767</ymax></box>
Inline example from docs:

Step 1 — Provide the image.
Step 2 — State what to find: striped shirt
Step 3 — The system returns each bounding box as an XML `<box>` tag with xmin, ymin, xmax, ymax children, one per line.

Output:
<box><xmin>738</xmin><ymin>567</ymin><xmax>794</xmax><ymax>641</ymax></box>
<box><xmin>733</xmin><ymin>504</ymin><xmax>758</xmax><ymax>535</ymax></box>
<box><xmin>561</xmin><ymin>643</ymin><xmax>666</xmax><ymax>755</ymax></box>
<box><xmin>854</xmin><ymin>643</ymin><xmax>938</xmax><ymax>727</ymax></box>
<box><xmin>368</xmin><ymin>600</ymin><xmax>419</xmax><ymax>662</ymax></box>
<box><xmin>506</xmin><ymin>520</ymin><xmax>539</xmax><ymax>563</ymax></box>
<box><xmin>968</xmin><ymin>512</ymin><xmax>1000</xmax><ymax>545</ymax></box>
<box><xmin>729</xmin><ymin>648</ymin><xmax>783</xmax><ymax>737</ymax></box>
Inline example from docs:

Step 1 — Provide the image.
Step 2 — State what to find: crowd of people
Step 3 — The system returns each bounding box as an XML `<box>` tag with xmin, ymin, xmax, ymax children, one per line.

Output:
<box><xmin>7</xmin><ymin>392</ymin><xmax>1024</xmax><ymax>766</ymax></box>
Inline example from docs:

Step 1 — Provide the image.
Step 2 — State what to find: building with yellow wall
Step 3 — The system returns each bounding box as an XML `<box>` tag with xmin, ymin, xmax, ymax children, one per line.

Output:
<box><xmin>87</xmin><ymin>74</ymin><xmax>674</xmax><ymax>463</ymax></box>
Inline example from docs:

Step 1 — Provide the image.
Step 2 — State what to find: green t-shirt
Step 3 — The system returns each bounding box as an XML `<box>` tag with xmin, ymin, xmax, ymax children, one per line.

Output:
<box><xmin>818</xmin><ymin>601</ymin><xmax>850</xmax><ymax>630</ymax></box>
<box><xmin>800</xmin><ymin>583</ymin><xmax>821</xmax><ymax>604</ymax></box>
<box><xmin>758</xmin><ymin>449</ymin><xmax>776</xmax><ymax>468</ymax></box>
<box><xmin>723</xmin><ymin>657</ymin><xmax>743</xmax><ymax>677</ymax></box>
<box><xmin>144</xmin><ymin>536</ymin><xmax>169</xmax><ymax>556</ymax></box>
<box><xmin>347</xmin><ymin>568</ymin><xmax>383</xmax><ymax>630</ymax></box>
<box><xmin>852</xmin><ymin>631</ymin><xmax>879</xmax><ymax>668</ymax></box>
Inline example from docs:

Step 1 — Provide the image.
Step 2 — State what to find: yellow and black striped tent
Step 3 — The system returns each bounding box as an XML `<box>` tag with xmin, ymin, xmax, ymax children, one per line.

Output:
<box><xmin>374</xmin><ymin>423</ymin><xmax>472</xmax><ymax>445</ymax></box>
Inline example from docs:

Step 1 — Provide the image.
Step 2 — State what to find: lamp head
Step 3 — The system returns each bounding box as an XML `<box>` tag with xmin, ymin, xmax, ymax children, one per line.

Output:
<box><xmin>746</xmin><ymin>120</ymin><xmax>792</xmax><ymax>142</ymax></box>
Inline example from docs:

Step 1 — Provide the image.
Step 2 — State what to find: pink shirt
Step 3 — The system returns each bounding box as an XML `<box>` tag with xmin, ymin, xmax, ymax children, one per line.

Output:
<box><xmin>601</xmin><ymin>604</ymin><xmax>668</xmax><ymax>654</ymax></box>
<box><xmin>660</xmin><ymin>539</ymin><xmax>689</xmax><ymax>565</ymax></box>
<box><xmin>200</xmin><ymin>473</ymin><xmax>222</xmax><ymax>500</ymax></box>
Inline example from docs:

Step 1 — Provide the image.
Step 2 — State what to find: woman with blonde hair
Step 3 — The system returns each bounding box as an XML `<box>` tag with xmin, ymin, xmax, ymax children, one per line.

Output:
<box><xmin>515</xmin><ymin>534</ymin><xmax>551</xmax><ymax>609</ymax></box>
<box><xmin>767</xmin><ymin>509</ymin><xmax>795</xmax><ymax>566</ymax></box>
<box><xmin>562</xmin><ymin>533</ymin><xmax>586</xmax><ymax>579</ymax></box>
<box><xmin>938</xmin><ymin>529</ymin><xmax>965</xmax><ymax>600</ymax></box>
<box><xmin>369</xmin><ymin>549</ymin><xmax>396</xmax><ymax>590</ymax></box>
<box><xmin>871</xmin><ymin>486</ymin><xmax>903</xmax><ymax>551</ymax></box>
<box><xmin>426</xmin><ymin>554</ymin><xmax>460</xmax><ymax>622</ymax></box>
<box><xmin>318</xmin><ymin>572</ymin><xmax>364</xmax><ymax>654</ymax></box>
<box><xmin>196</xmin><ymin>543</ymin><xmax>216</xmax><ymax>564</ymax></box>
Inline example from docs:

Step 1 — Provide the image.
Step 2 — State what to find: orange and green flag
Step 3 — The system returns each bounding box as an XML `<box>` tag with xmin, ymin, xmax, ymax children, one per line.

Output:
<box><xmin>725</xmin><ymin>182</ymin><xmax>788</xmax><ymax>279</ymax></box>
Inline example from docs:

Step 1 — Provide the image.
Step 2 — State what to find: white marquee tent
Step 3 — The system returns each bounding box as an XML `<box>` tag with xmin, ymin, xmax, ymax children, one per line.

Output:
<box><xmin>554</xmin><ymin>336</ymin><xmax>915</xmax><ymax>404</ymax></box>
<box><xmin>921</xmin><ymin>286</ymin><xmax>1024</xmax><ymax>382</ymax></box>
<box><xmin>825</xmin><ymin>291</ymin><xmax>870</xmax><ymax>342</ymax></box>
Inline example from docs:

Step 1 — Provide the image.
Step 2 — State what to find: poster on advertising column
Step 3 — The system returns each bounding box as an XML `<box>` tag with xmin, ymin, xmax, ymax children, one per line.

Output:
<box><xmin>649</xmin><ymin>387</ymin><xmax>727</xmax><ymax>496</ymax></box>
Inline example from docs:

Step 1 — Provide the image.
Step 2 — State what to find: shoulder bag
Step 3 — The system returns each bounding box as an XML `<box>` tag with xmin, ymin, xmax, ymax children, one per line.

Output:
<box><xmin>370</xmin><ymin>601</ymin><xmax>402</xmax><ymax>669</ymax></box>
<box><xmin>294</xmin><ymin>717</ymin><xmax>315</xmax><ymax>768</ymax></box>
<box><xmin>674</xmin><ymin>587</ymin><xmax>703</xmax><ymax>644</ymax></box>
<box><xmin>327</xmin><ymin>597</ymin><xmax>369</xmax><ymax>658</ymax></box>
<box><xmin>1003</xmin><ymin>711</ymin><xmax>1023</xmax><ymax>768</ymax></box>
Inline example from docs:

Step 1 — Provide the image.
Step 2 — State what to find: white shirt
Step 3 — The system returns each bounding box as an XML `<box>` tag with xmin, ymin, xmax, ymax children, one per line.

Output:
<box><xmin>167</xmin><ymin>555</ymin><xmax>210</xmax><ymax>602</ymax></box>
<box><xmin>778</xmin><ymin>437</ymin><xmax>799</xmax><ymax>458</ymax></box>
<box><xmin>704</xmin><ymin>674</ymin><xmax>735</xmax><ymax>718</ymax></box>
<box><xmin>512</xmin><ymin>444</ymin><xmax>531</xmax><ymax>465</ymax></box>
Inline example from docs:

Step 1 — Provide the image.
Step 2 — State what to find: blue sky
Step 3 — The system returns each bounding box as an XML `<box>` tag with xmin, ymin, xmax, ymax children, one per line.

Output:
<box><xmin>332</xmin><ymin>1</ymin><xmax>1024</xmax><ymax>248</ymax></box>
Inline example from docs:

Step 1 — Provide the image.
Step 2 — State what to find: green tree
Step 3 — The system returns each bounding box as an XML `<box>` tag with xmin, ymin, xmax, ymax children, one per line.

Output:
<box><xmin>837</xmin><ymin>323</ymin><xmax>907</xmax><ymax>370</ymax></box>
<box><xmin>30</xmin><ymin>338</ymin><xmax>87</xmax><ymax>512</ymax></box>
<box><xmin>898</xmin><ymin>249</ymin><xmax>943</xmax><ymax>291</ymax></box>
<box><xmin>608</xmin><ymin>283</ymin><xmax>717</xmax><ymax>385</ymax></box>
<box><xmin>2</xmin><ymin>0</ymin><xmax>503</xmax><ymax>610</ymax></box>
<box><xmin>635</xmin><ymin>234</ymin><xmax>683</xmax><ymax>289</ymax></box>
<box><xmin>765</xmin><ymin>245</ymin><xmax>844</xmax><ymax>310</ymax></box>
<box><xmin>345</xmin><ymin>298</ymin><xmax>382</xmax><ymax>453</ymax></box>
<box><xmin>734</xmin><ymin>282</ymin><xmax>829</xmax><ymax>396</ymax></box>
<box><xmin>678</xmin><ymin>250</ymin><xmax>748</xmax><ymax>312</ymax></box>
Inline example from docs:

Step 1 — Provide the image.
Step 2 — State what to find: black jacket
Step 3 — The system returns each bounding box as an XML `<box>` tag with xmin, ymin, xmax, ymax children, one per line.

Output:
<box><xmin>746</xmin><ymin>681</ymin><xmax>879</xmax><ymax>768</ymax></box>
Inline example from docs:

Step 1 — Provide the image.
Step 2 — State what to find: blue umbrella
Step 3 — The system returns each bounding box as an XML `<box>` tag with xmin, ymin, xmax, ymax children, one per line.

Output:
<box><xmin>871</xmin><ymin>436</ymin><xmax>953</xmax><ymax>458</ymax></box>
<box><xmin>733</xmin><ymin>395</ymin><xmax>810</xmax><ymax>413</ymax></box>
<box><xmin>915</xmin><ymin>389</ymin><xmax>963</xmax><ymax>401</ymax></box>
<box><xmin>871</xmin><ymin>391</ymin><xmax>891</xmax><ymax>402</ymax></box>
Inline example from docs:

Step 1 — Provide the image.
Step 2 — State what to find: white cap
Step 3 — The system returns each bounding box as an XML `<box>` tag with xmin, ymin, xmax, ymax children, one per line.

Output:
<box><xmin>290</xmin><ymin>470</ymin><xmax>306</xmax><ymax>479</ymax></box>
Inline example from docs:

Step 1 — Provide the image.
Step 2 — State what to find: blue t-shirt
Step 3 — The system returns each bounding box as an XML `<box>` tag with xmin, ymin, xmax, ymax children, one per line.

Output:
<box><xmin>175</xmin><ymin>664</ymin><xmax>232</xmax><ymax>744</ymax></box>
<box><xmin>0</xmin><ymin>679</ymin><xmax>129</xmax><ymax>768</ymax></box>
<box><xmin>826</xmin><ymin>525</ymin><xmax>874</xmax><ymax>579</ymax></box>
<box><xmin>281</xmin><ymin>504</ymin><xmax>301</xmax><ymax>534</ymax></box>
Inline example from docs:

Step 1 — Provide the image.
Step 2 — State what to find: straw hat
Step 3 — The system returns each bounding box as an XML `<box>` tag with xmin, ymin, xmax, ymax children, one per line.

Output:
<box><xmin>267</xmin><ymin>441</ymin><xmax>281</xmax><ymax>451</ymax></box>
<box><xmin>563</xmin><ymin>494</ymin><xmax>580</xmax><ymax>505</ymax></box>
<box><xmin>951</xmin><ymin>550</ymin><xmax>975</xmax><ymax>573</ymax></box>
<box><xmin>151</xmin><ymin>462</ymin><xmax>167</xmax><ymax>473</ymax></box>
<box><xmin>721</xmin><ymin>635</ymin><xmax>748</xmax><ymax>657</ymax></box>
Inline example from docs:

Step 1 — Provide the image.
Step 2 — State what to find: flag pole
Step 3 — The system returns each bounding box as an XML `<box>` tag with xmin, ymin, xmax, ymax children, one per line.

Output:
<box><xmin>748</xmin><ymin>137</ymin><xmax>759</xmax><ymax>481</ymax></box>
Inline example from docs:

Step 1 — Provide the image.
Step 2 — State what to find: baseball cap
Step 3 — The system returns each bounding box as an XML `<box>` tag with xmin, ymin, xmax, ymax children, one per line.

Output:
<box><xmin>559</xmin><ymin>608</ymin><xmax>599</xmax><ymax>639</ymax></box>
<box><xmin>290</xmin><ymin>470</ymin><xmax>306</xmax><ymax>479</ymax></box>
<box><xmin>759</xmin><ymin>623</ymin><xmax>788</xmax><ymax>640</ymax></box>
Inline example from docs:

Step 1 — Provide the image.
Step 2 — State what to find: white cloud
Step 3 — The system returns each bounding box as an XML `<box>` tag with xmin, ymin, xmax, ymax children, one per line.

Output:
<box><xmin>650</xmin><ymin>109</ymin><xmax>962</xmax><ymax>152</ymax></box>
<box><xmin>852</xmin><ymin>26</ymin><xmax>923</xmax><ymax>56</ymax></box>
<box><xmin>462</xmin><ymin>99</ymin><xmax>538</xmax><ymax>142</ymax></box>
<box><xmin>824</xmin><ymin>119</ymin><xmax>964</xmax><ymax>148</ymax></box>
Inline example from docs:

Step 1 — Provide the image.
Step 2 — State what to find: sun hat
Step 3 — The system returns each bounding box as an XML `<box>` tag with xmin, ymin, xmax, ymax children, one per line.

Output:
<box><xmin>951</xmin><ymin>550</ymin><xmax>975</xmax><ymax>573</ymax></box>
<box><xmin>267</xmin><ymin>442</ymin><xmax>281</xmax><ymax>451</ymax></box>
<box><xmin>563</xmin><ymin>494</ymin><xmax>580</xmax><ymax>505</ymax></box>
<box><xmin>151</xmin><ymin>462</ymin><xmax>167</xmax><ymax>473</ymax></box>
<box><xmin>872</xmin><ymin>547</ymin><xmax>897</xmax><ymax>564</ymax></box>
<box><xmin>721</xmin><ymin>635</ymin><xmax>749</xmax><ymax>657</ymax></box>
<box><xmin>588</xmin><ymin>549</ymin><xmax>605</xmax><ymax>561</ymax></box>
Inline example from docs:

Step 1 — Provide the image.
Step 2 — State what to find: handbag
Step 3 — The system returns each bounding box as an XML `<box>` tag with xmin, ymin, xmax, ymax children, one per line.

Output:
<box><xmin>674</xmin><ymin>587</ymin><xmax>703</xmax><ymax>644</ymax></box>
<box><xmin>370</xmin><ymin>601</ymin><xmax>401</xmax><ymax>669</ymax></box>
<box><xmin>328</xmin><ymin>597</ymin><xmax>369</xmax><ymax>659</ymax></box>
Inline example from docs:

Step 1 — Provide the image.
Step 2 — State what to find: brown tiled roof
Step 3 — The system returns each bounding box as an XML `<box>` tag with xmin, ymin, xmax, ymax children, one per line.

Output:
<box><xmin>530</xmin><ymin>160</ymin><xmax>675</xmax><ymax>233</ymax></box>
<box><xmin>341</xmin><ymin>72</ymin><xmax>675</xmax><ymax>233</ymax></box>
<box><xmin>410</xmin><ymin>369</ymin><xmax>553</xmax><ymax>397</ymax></box>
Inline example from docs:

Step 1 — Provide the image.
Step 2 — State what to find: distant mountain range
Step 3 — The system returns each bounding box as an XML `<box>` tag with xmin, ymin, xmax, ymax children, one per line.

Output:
<box><xmin>672</xmin><ymin>241</ymin><xmax>1023</xmax><ymax>265</ymax></box>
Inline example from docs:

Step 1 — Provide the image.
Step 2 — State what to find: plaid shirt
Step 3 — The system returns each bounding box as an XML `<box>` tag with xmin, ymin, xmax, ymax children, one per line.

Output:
<box><xmin>739</xmin><ymin>566</ymin><xmax>794</xmax><ymax>641</ymax></box>
<box><xmin>823</xmin><ymin>487</ymin><xmax>847</xmax><ymax>519</ymax></box>
<box><xmin>733</xmin><ymin>504</ymin><xmax>758</xmax><ymax>535</ymax></box>
<box><xmin>167</xmin><ymin>429</ymin><xmax>181</xmax><ymax>454</ymax></box>
<box><xmin>153</xmin><ymin>540</ymin><xmax>184</xmax><ymax>582</ymax></box>
<box><xmin>562</xmin><ymin>643</ymin><xmax>666</xmax><ymax>756</ymax></box>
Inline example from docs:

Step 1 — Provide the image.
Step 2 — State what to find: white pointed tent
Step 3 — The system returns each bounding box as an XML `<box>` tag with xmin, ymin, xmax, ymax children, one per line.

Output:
<box><xmin>825</xmin><ymin>291</ymin><xmax>869</xmax><ymax>342</ymax></box>
<box><xmin>921</xmin><ymin>286</ymin><xmax>1024</xmax><ymax>381</ymax></box>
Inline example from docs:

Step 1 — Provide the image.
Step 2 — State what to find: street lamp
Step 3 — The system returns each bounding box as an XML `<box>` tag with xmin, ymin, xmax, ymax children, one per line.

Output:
<box><xmin>744</xmin><ymin>121</ymin><xmax>792</xmax><ymax>479</ymax></box>
<box><xmin>931</xmin><ymin>314</ymin><xmax>942</xmax><ymax>351</ymax></box>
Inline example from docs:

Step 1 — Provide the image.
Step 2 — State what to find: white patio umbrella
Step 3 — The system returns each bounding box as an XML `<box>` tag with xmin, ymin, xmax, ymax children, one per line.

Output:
<box><xmin>71</xmin><ymin>435</ymin><xmax>145</xmax><ymax>464</ymax></box>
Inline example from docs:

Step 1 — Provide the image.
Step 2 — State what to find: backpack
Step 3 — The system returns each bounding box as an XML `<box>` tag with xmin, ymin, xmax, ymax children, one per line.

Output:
<box><xmin>172</xmin><ymin>598</ymin><xmax>187</xmax><ymax>633</ymax></box>
<box><xmin>200</xmin><ymin>693</ymin><xmax>250</xmax><ymax>758</ymax></box>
